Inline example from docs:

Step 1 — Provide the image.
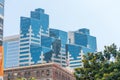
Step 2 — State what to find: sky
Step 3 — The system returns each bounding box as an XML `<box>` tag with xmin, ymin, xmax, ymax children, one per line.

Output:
<box><xmin>4</xmin><ymin>0</ymin><xmax>120</xmax><ymax>51</ymax></box>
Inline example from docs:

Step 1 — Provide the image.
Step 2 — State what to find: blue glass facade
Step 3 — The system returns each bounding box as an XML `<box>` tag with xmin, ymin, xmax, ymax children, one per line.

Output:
<box><xmin>31</xmin><ymin>8</ymin><xmax>49</xmax><ymax>35</ymax></box>
<box><xmin>20</xmin><ymin>8</ymin><xmax>50</xmax><ymax>66</ymax></box>
<box><xmin>68</xmin><ymin>28</ymin><xmax>97</xmax><ymax>52</ymax></box>
<box><xmin>78</xmin><ymin>28</ymin><xmax>90</xmax><ymax>35</ymax></box>
<box><xmin>18</xmin><ymin>8</ymin><xmax>97</xmax><ymax>68</ymax></box>
<box><xmin>67</xmin><ymin>28</ymin><xmax>97</xmax><ymax>68</ymax></box>
<box><xmin>66</xmin><ymin>44</ymin><xmax>95</xmax><ymax>68</ymax></box>
<box><xmin>50</xmin><ymin>28</ymin><xmax>68</xmax><ymax>48</ymax></box>
<box><xmin>20</xmin><ymin>17</ymin><xmax>42</xmax><ymax>66</ymax></box>
<box><xmin>0</xmin><ymin>0</ymin><xmax>4</xmax><ymax>16</ymax></box>
<box><xmin>3</xmin><ymin>42</ymin><xmax>7</xmax><ymax>68</ymax></box>
<box><xmin>49</xmin><ymin>28</ymin><xmax>68</xmax><ymax>66</ymax></box>
<box><xmin>0</xmin><ymin>0</ymin><xmax>4</xmax><ymax>4</ymax></box>
<box><xmin>3</xmin><ymin>35</ymin><xmax>19</xmax><ymax>68</ymax></box>
<box><xmin>41</xmin><ymin>36</ymin><xmax>54</xmax><ymax>48</ymax></box>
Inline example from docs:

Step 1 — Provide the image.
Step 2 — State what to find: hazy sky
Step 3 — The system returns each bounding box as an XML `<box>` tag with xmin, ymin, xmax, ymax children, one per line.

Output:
<box><xmin>4</xmin><ymin>0</ymin><xmax>120</xmax><ymax>51</ymax></box>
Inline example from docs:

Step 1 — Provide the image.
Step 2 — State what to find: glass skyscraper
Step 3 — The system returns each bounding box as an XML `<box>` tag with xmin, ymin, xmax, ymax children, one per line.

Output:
<box><xmin>20</xmin><ymin>8</ymin><xmax>49</xmax><ymax>66</ymax></box>
<box><xmin>19</xmin><ymin>8</ymin><xmax>68</xmax><ymax>67</ymax></box>
<box><xmin>67</xmin><ymin>28</ymin><xmax>97</xmax><ymax>68</ymax></box>
<box><xmin>2</xmin><ymin>8</ymin><xmax>97</xmax><ymax>69</ymax></box>
<box><xmin>3</xmin><ymin>35</ymin><xmax>19</xmax><ymax>68</ymax></box>
<box><xmin>0</xmin><ymin>0</ymin><xmax>4</xmax><ymax>45</ymax></box>
<box><xmin>49</xmin><ymin>28</ymin><xmax>68</xmax><ymax>67</ymax></box>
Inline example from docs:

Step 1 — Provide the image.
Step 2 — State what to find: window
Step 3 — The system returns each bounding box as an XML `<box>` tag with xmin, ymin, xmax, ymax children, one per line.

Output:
<box><xmin>41</xmin><ymin>70</ymin><xmax>45</xmax><ymax>77</ymax></box>
<box><xmin>17</xmin><ymin>72</ymin><xmax>22</xmax><ymax>78</ymax></box>
<box><xmin>0</xmin><ymin>18</ymin><xmax>3</xmax><ymax>25</ymax></box>
<box><xmin>0</xmin><ymin>7</ymin><xmax>3</xmax><ymax>16</ymax></box>
<box><xmin>0</xmin><ymin>0</ymin><xmax>4</xmax><ymax>5</ymax></box>
<box><xmin>8</xmin><ymin>73</ymin><xmax>13</xmax><ymax>80</ymax></box>
<box><xmin>24</xmin><ymin>72</ymin><xmax>30</xmax><ymax>78</ymax></box>
<box><xmin>36</xmin><ymin>71</ymin><xmax>40</xmax><ymax>77</ymax></box>
<box><xmin>46</xmin><ymin>70</ymin><xmax>50</xmax><ymax>76</ymax></box>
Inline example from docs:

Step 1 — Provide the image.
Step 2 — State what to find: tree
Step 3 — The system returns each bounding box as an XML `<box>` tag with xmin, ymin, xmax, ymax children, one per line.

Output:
<box><xmin>74</xmin><ymin>44</ymin><xmax>120</xmax><ymax>80</ymax></box>
<box><xmin>29</xmin><ymin>77</ymin><xmax>36</xmax><ymax>80</ymax></box>
<box><xmin>17</xmin><ymin>77</ymin><xmax>26</xmax><ymax>80</ymax></box>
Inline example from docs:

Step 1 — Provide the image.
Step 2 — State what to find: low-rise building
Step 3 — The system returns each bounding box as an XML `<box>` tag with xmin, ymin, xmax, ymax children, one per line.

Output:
<box><xmin>4</xmin><ymin>63</ymin><xmax>76</xmax><ymax>80</ymax></box>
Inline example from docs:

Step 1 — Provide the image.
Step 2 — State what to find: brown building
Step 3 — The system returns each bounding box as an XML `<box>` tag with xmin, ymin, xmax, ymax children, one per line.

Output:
<box><xmin>4</xmin><ymin>63</ymin><xmax>76</xmax><ymax>80</ymax></box>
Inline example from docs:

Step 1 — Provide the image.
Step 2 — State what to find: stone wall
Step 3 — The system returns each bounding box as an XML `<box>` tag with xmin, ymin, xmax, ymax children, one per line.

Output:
<box><xmin>4</xmin><ymin>63</ymin><xmax>76</xmax><ymax>80</ymax></box>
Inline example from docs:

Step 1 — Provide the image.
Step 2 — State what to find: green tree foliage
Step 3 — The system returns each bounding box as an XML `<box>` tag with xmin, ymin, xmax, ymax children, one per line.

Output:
<box><xmin>17</xmin><ymin>77</ymin><xmax>26</xmax><ymax>80</ymax></box>
<box><xmin>29</xmin><ymin>77</ymin><xmax>36</xmax><ymax>80</ymax></box>
<box><xmin>74</xmin><ymin>44</ymin><xmax>120</xmax><ymax>80</ymax></box>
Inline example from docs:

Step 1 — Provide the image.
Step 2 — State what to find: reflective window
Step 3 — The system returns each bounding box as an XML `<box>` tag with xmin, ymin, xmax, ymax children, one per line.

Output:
<box><xmin>0</xmin><ymin>0</ymin><xmax>4</xmax><ymax>5</ymax></box>
<box><xmin>0</xmin><ymin>18</ymin><xmax>3</xmax><ymax>25</ymax></box>
<box><xmin>20</xmin><ymin>51</ymin><xmax>29</xmax><ymax>54</ymax></box>
<box><xmin>19</xmin><ymin>60</ymin><xmax>29</xmax><ymax>62</ymax></box>
<box><xmin>0</xmin><ymin>28</ymin><xmax>3</xmax><ymax>34</ymax></box>
<box><xmin>20</xmin><ymin>55</ymin><xmax>29</xmax><ymax>58</ymax></box>
<box><xmin>0</xmin><ymin>7</ymin><xmax>3</xmax><ymax>16</ymax></box>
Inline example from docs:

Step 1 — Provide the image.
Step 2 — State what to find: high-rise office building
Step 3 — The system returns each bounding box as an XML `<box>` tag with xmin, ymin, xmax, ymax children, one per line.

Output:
<box><xmin>19</xmin><ymin>8</ymin><xmax>49</xmax><ymax>66</ymax></box>
<box><xmin>66</xmin><ymin>28</ymin><xmax>97</xmax><ymax>68</ymax></box>
<box><xmin>3</xmin><ymin>35</ymin><xmax>19</xmax><ymax>68</ymax></box>
<box><xmin>68</xmin><ymin>28</ymin><xmax>97</xmax><ymax>52</ymax></box>
<box><xmin>2</xmin><ymin>8</ymin><xmax>97</xmax><ymax>69</ymax></box>
<box><xmin>19</xmin><ymin>8</ymin><xmax>97</xmax><ymax>68</ymax></box>
<box><xmin>19</xmin><ymin>8</ymin><xmax>68</xmax><ymax>67</ymax></box>
<box><xmin>0</xmin><ymin>0</ymin><xmax>4</xmax><ymax>45</ymax></box>
<box><xmin>49</xmin><ymin>28</ymin><xmax>68</xmax><ymax>67</ymax></box>
<box><xmin>0</xmin><ymin>0</ymin><xmax>4</xmax><ymax>79</ymax></box>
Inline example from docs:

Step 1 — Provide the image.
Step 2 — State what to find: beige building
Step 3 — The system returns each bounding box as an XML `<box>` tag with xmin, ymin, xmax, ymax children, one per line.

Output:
<box><xmin>4</xmin><ymin>63</ymin><xmax>76</xmax><ymax>80</ymax></box>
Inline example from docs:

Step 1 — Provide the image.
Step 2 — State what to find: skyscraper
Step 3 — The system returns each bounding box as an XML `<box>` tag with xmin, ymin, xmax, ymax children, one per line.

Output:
<box><xmin>66</xmin><ymin>28</ymin><xmax>97</xmax><ymax>68</ymax></box>
<box><xmin>3</xmin><ymin>35</ymin><xmax>19</xmax><ymax>68</ymax></box>
<box><xmin>1</xmin><ymin>8</ymin><xmax>96</xmax><ymax>69</ymax></box>
<box><xmin>19</xmin><ymin>8</ymin><xmax>97</xmax><ymax>69</ymax></box>
<box><xmin>0</xmin><ymin>0</ymin><xmax>4</xmax><ymax>79</ymax></box>
<box><xmin>19</xmin><ymin>8</ymin><xmax>68</xmax><ymax>67</ymax></box>
<box><xmin>19</xmin><ymin>8</ymin><xmax>49</xmax><ymax>66</ymax></box>
<box><xmin>68</xmin><ymin>28</ymin><xmax>97</xmax><ymax>52</ymax></box>
<box><xmin>49</xmin><ymin>28</ymin><xmax>68</xmax><ymax>67</ymax></box>
<box><xmin>0</xmin><ymin>0</ymin><xmax>4</xmax><ymax>45</ymax></box>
